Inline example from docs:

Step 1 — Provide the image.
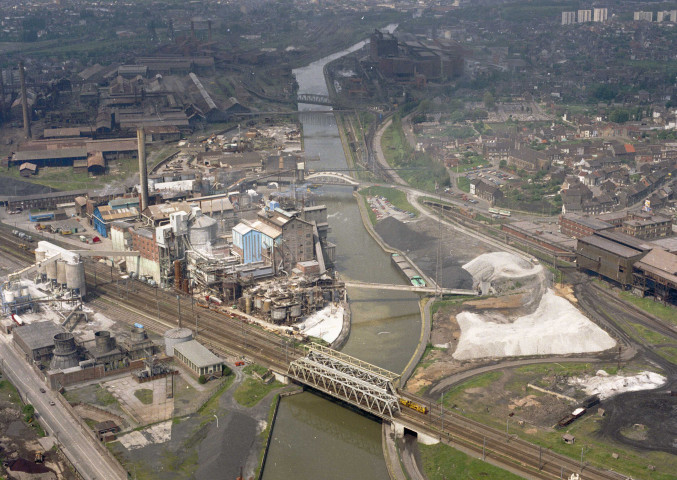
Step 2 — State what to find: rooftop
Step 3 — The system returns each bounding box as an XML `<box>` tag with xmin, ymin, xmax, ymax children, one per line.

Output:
<box><xmin>14</xmin><ymin>322</ymin><xmax>65</xmax><ymax>351</ymax></box>
<box><xmin>173</xmin><ymin>340</ymin><xmax>223</xmax><ymax>368</ymax></box>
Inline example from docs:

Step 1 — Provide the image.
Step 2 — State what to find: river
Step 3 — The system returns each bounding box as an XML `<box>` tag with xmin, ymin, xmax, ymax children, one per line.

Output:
<box><xmin>261</xmin><ymin>25</ymin><xmax>418</xmax><ymax>480</ymax></box>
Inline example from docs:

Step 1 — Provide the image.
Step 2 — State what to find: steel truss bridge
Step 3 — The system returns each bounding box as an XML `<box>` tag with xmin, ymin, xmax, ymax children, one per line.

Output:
<box><xmin>297</xmin><ymin>93</ymin><xmax>337</xmax><ymax>107</ymax></box>
<box><xmin>287</xmin><ymin>343</ymin><xmax>401</xmax><ymax>419</ymax></box>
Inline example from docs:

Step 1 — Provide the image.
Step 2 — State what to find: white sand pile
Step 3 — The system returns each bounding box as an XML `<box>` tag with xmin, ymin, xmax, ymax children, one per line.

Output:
<box><xmin>568</xmin><ymin>370</ymin><xmax>667</xmax><ymax>400</ymax></box>
<box><xmin>453</xmin><ymin>289</ymin><xmax>616</xmax><ymax>360</ymax></box>
<box><xmin>462</xmin><ymin>252</ymin><xmax>545</xmax><ymax>295</ymax></box>
<box><xmin>297</xmin><ymin>304</ymin><xmax>344</xmax><ymax>344</ymax></box>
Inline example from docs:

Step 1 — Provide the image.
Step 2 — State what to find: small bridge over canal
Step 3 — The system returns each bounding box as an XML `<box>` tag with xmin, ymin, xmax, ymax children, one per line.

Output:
<box><xmin>343</xmin><ymin>281</ymin><xmax>477</xmax><ymax>296</ymax></box>
<box><xmin>287</xmin><ymin>343</ymin><xmax>401</xmax><ymax>419</ymax></box>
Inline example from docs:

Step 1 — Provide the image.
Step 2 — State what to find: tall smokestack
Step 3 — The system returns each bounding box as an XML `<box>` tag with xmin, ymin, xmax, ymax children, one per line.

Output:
<box><xmin>191</xmin><ymin>21</ymin><xmax>195</xmax><ymax>39</ymax></box>
<box><xmin>19</xmin><ymin>61</ymin><xmax>31</xmax><ymax>139</ymax></box>
<box><xmin>208</xmin><ymin>20</ymin><xmax>212</xmax><ymax>42</ymax></box>
<box><xmin>137</xmin><ymin>127</ymin><xmax>149</xmax><ymax>211</ymax></box>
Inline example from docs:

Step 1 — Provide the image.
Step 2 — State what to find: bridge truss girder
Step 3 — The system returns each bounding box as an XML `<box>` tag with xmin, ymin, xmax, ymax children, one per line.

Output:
<box><xmin>288</xmin><ymin>357</ymin><xmax>400</xmax><ymax>419</ymax></box>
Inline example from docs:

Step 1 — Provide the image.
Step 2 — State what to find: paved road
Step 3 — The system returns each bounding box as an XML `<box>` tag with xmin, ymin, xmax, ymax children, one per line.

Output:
<box><xmin>0</xmin><ymin>335</ymin><xmax>126</xmax><ymax>480</ymax></box>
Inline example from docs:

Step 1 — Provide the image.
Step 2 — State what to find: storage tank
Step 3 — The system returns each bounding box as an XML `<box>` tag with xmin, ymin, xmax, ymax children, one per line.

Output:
<box><xmin>245</xmin><ymin>295</ymin><xmax>252</xmax><ymax>315</ymax></box>
<box><xmin>20</xmin><ymin>286</ymin><xmax>29</xmax><ymax>297</ymax></box>
<box><xmin>94</xmin><ymin>331</ymin><xmax>114</xmax><ymax>353</ymax></box>
<box><xmin>3</xmin><ymin>290</ymin><xmax>15</xmax><ymax>303</ymax></box>
<box><xmin>290</xmin><ymin>304</ymin><xmax>302</xmax><ymax>319</ymax></box>
<box><xmin>271</xmin><ymin>306</ymin><xmax>287</xmax><ymax>324</ymax></box>
<box><xmin>50</xmin><ymin>332</ymin><xmax>79</xmax><ymax>370</ymax></box>
<box><xmin>131</xmin><ymin>325</ymin><xmax>147</xmax><ymax>343</ymax></box>
<box><xmin>66</xmin><ymin>261</ymin><xmax>86</xmax><ymax>296</ymax></box>
<box><xmin>164</xmin><ymin>327</ymin><xmax>193</xmax><ymax>356</ymax></box>
<box><xmin>262</xmin><ymin>299</ymin><xmax>272</xmax><ymax>313</ymax></box>
<box><xmin>56</xmin><ymin>260</ymin><xmax>67</xmax><ymax>285</ymax></box>
<box><xmin>35</xmin><ymin>249</ymin><xmax>46</xmax><ymax>276</ymax></box>
<box><xmin>45</xmin><ymin>259</ymin><xmax>57</xmax><ymax>282</ymax></box>
<box><xmin>254</xmin><ymin>296</ymin><xmax>263</xmax><ymax>311</ymax></box>
<box><xmin>189</xmin><ymin>213</ymin><xmax>217</xmax><ymax>247</ymax></box>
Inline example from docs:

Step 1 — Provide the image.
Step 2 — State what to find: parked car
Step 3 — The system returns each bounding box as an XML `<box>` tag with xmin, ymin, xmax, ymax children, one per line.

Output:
<box><xmin>39</xmin><ymin>388</ymin><xmax>46</xmax><ymax>393</ymax></box>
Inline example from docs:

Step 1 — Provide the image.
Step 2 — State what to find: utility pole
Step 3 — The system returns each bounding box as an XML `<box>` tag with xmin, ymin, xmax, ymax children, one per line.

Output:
<box><xmin>440</xmin><ymin>393</ymin><xmax>444</xmax><ymax>433</ymax></box>
<box><xmin>177</xmin><ymin>295</ymin><xmax>181</xmax><ymax>328</ymax></box>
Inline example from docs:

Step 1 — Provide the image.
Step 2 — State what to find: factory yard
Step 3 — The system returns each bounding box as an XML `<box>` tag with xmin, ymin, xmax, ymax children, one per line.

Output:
<box><xmin>104</xmin><ymin>377</ymin><xmax>173</xmax><ymax>425</ymax></box>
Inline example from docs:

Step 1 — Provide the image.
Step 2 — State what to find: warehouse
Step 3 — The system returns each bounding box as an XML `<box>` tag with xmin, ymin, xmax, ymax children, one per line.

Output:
<box><xmin>632</xmin><ymin>248</ymin><xmax>677</xmax><ymax>305</ymax></box>
<box><xmin>172</xmin><ymin>340</ymin><xmax>224</xmax><ymax>379</ymax></box>
<box><xmin>576</xmin><ymin>231</ymin><xmax>650</xmax><ymax>287</ymax></box>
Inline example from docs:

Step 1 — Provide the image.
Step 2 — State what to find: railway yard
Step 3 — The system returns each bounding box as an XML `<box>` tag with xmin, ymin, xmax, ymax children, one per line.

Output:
<box><xmin>1</xmin><ymin>219</ymin><xmax>675</xmax><ymax>480</ymax></box>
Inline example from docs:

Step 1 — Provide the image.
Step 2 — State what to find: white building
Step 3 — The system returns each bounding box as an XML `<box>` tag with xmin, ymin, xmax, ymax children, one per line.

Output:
<box><xmin>578</xmin><ymin>9</ymin><xmax>592</xmax><ymax>22</ymax></box>
<box><xmin>634</xmin><ymin>11</ymin><xmax>653</xmax><ymax>22</ymax></box>
<box><xmin>593</xmin><ymin>8</ymin><xmax>608</xmax><ymax>22</ymax></box>
<box><xmin>562</xmin><ymin>11</ymin><xmax>576</xmax><ymax>25</ymax></box>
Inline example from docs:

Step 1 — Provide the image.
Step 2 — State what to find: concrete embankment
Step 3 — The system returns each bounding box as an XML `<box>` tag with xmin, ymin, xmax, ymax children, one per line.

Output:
<box><xmin>257</xmin><ymin>388</ymin><xmax>303</xmax><ymax>480</ymax></box>
<box><xmin>330</xmin><ymin>300</ymin><xmax>352</xmax><ymax>351</ymax></box>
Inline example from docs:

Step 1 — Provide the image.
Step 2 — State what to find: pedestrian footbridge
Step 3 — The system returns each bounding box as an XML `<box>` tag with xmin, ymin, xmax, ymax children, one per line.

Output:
<box><xmin>343</xmin><ymin>281</ymin><xmax>477</xmax><ymax>296</ymax></box>
<box><xmin>287</xmin><ymin>343</ymin><xmax>401</xmax><ymax>419</ymax></box>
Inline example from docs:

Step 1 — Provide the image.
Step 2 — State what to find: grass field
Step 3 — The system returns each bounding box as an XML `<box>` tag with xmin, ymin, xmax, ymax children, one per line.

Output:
<box><xmin>381</xmin><ymin>117</ymin><xmax>448</xmax><ymax>192</ymax></box>
<box><xmin>419</xmin><ymin>443</ymin><xmax>523</xmax><ymax>480</ymax></box>
<box><xmin>457</xmin><ymin>176</ymin><xmax>470</xmax><ymax>192</ymax></box>
<box><xmin>618</xmin><ymin>291</ymin><xmax>677</xmax><ymax>327</ymax></box>
<box><xmin>437</xmin><ymin>363</ymin><xmax>677</xmax><ymax>480</ymax></box>
<box><xmin>134</xmin><ymin>389</ymin><xmax>153</xmax><ymax>405</ymax></box>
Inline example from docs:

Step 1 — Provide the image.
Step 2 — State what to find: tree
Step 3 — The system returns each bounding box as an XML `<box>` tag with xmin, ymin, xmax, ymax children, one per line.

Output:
<box><xmin>198</xmin><ymin>375</ymin><xmax>207</xmax><ymax>384</ymax></box>
<box><xmin>483</xmin><ymin>91</ymin><xmax>496</xmax><ymax>110</ymax></box>
<box><xmin>499</xmin><ymin>160</ymin><xmax>507</xmax><ymax>168</ymax></box>
<box><xmin>609</xmin><ymin>109</ymin><xmax>630</xmax><ymax>123</ymax></box>
<box><xmin>23</xmin><ymin>404</ymin><xmax>35</xmax><ymax>423</ymax></box>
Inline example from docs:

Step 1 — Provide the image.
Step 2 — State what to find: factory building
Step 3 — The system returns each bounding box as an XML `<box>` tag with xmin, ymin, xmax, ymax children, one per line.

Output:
<box><xmin>13</xmin><ymin>322</ymin><xmax>66</xmax><ymax>363</ymax></box>
<box><xmin>172</xmin><ymin>340</ymin><xmax>224</xmax><ymax>378</ymax></box>
<box><xmin>257</xmin><ymin>207</ymin><xmax>315</xmax><ymax>272</ymax></box>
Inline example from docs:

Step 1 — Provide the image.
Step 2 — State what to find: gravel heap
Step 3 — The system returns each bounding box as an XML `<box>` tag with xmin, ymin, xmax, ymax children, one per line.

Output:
<box><xmin>568</xmin><ymin>370</ymin><xmax>667</xmax><ymax>400</ymax></box>
<box><xmin>462</xmin><ymin>251</ymin><xmax>545</xmax><ymax>295</ymax></box>
<box><xmin>453</xmin><ymin>252</ymin><xmax>616</xmax><ymax>360</ymax></box>
<box><xmin>453</xmin><ymin>289</ymin><xmax>616</xmax><ymax>360</ymax></box>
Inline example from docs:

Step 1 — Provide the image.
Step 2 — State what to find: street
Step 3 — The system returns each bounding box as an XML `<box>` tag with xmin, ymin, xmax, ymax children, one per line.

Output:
<box><xmin>0</xmin><ymin>335</ymin><xmax>126</xmax><ymax>480</ymax></box>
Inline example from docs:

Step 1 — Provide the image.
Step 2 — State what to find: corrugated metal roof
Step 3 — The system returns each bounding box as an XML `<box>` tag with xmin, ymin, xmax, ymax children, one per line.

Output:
<box><xmin>174</xmin><ymin>340</ymin><xmax>223</xmax><ymax>368</ymax></box>
<box><xmin>14</xmin><ymin>147</ymin><xmax>88</xmax><ymax>162</ymax></box>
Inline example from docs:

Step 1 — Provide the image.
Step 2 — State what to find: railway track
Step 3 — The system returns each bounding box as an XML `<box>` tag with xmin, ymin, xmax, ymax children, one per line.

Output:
<box><xmin>399</xmin><ymin>392</ymin><xmax>627</xmax><ymax>480</ymax></box>
<box><xmin>0</xmin><ymin>227</ymin><xmax>641</xmax><ymax>479</ymax></box>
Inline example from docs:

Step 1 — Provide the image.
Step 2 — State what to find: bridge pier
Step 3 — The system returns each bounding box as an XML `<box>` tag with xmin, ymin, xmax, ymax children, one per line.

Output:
<box><xmin>272</xmin><ymin>371</ymin><xmax>290</xmax><ymax>385</ymax></box>
<box><xmin>390</xmin><ymin>420</ymin><xmax>439</xmax><ymax>445</ymax></box>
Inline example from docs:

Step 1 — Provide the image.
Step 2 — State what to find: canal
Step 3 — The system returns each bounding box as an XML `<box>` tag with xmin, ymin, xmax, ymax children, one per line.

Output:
<box><xmin>261</xmin><ymin>25</ymin><xmax>417</xmax><ymax>480</ymax></box>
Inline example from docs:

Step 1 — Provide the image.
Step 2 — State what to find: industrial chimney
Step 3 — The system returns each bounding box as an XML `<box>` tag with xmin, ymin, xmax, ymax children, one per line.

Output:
<box><xmin>18</xmin><ymin>61</ymin><xmax>31</xmax><ymax>139</ymax></box>
<box><xmin>137</xmin><ymin>127</ymin><xmax>149</xmax><ymax>211</ymax></box>
<box><xmin>208</xmin><ymin>20</ymin><xmax>212</xmax><ymax>42</ymax></box>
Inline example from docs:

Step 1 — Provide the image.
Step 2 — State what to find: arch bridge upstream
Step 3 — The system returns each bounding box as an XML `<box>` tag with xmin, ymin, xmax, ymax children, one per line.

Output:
<box><xmin>305</xmin><ymin>171</ymin><xmax>360</xmax><ymax>187</ymax></box>
<box><xmin>287</xmin><ymin>343</ymin><xmax>401</xmax><ymax>419</ymax></box>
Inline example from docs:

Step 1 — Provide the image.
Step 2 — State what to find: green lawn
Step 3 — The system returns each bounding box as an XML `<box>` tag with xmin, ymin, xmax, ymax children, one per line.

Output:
<box><xmin>95</xmin><ymin>385</ymin><xmax>117</xmax><ymax>407</ymax></box>
<box><xmin>0</xmin><ymin>379</ymin><xmax>22</xmax><ymax>407</ymax></box>
<box><xmin>381</xmin><ymin>117</ymin><xmax>449</xmax><ymax>192</ymax></box>
<box><xmin>419</xmin><ymin>443</ymin><xmax>523</xmax><ymax>480</ymax></box>
<box><xmin>438</xmin><ymin>363</ymin><xmax>677</xmax><ymax>480</ymax></box>
<box><xmin>457</xmin><ymin>176</ymin><xmax>470</xmax><ymax>192</ymax></box>
<box><xmin>618</xmin><ymin>292</ymin><xmax>677</xmax><ymax>327</ymax></box>
<box><xmin>361</xmin><ymin>185</ymin><xmax>418</xmax><ymax>217</ymax></box>
<box><xmin>233</xmin><ymin>377</ymin><xmax>282</xmax><ymax>407</ymax></box>
<box><xmin>134</xmin><ymin>389</ymin><xmax>153</xmax><ymax>405</ymax></box>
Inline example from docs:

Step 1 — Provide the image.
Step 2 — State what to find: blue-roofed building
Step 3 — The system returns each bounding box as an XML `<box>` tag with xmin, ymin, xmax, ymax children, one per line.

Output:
<box><xmin>93</xmin><ymin>205</ymin><xmax>138</xmax><ymax>237</ymax></box>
